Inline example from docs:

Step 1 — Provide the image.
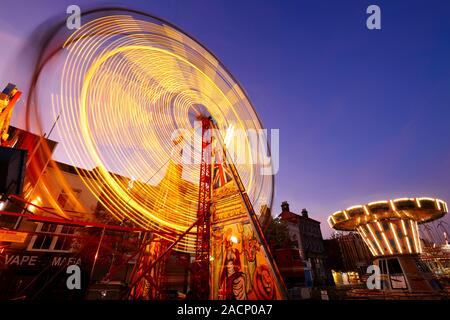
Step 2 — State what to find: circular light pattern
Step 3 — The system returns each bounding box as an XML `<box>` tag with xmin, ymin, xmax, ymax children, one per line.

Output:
<box><xmin>328</xmin><ymin>197</ymin><xmax>448</xmax><ymax>257</ymax></box>
<box><xmin>49</xmin><ymin>13</ymin><xmax>273</xmax><ymax>252</ymax></box>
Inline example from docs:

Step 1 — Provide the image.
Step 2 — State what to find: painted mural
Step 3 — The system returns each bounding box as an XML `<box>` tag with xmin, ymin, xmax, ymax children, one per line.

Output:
<box><xmin>210</xmin><ymin>180</ymin><xmax>286</xmax><ymax>300</ymax></box>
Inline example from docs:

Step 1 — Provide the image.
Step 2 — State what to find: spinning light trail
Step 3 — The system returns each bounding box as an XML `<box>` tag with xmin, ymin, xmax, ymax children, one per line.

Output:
<box><xmin>44</xmin><ymin>12</ymin><xmax>274</xmax><ymax>252</ymax></box>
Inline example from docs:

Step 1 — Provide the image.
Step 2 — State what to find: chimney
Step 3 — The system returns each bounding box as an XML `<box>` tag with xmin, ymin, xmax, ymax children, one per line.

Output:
<box><xmin>281</xmin><ymin>201</ymin><xmax>290</xmax><ymax>212</ymax></box>
<box><xmin>301</xmin><ymin>208</ymin><xmax>309</xmax><ymax>218</ymax></box>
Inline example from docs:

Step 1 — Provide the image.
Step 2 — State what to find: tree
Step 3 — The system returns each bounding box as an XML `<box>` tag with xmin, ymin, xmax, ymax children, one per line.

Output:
<box><xmin>264</xmin><ymin>217</ymin><xmax>296</xmax><ymax>251</ymax></box>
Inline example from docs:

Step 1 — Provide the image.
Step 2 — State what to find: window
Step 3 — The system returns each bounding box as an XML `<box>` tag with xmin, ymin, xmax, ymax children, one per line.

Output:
<box><xmin>56</xmin><ymin>189</ymin><xmax>81</xmax><ymax>210</ymax></box>
<box><xmin>28</xmin><ymin>223</ymin><xmax>76</xmax><ymax>252</ymax></box>
<box><xmin>57</xmin><ymin>192</ymin><xmax>69</xmax><ymax>209</ymax></box>
<box><xmin>387</xmin><ymin>258</ymin><xmax>407</xmax><ymax>290</ymax></box>
<box><xmin>415</xmin><ymin>259</ymin><xmax>431</xmax><ymax>273</ymax></box>
<box><xmin>30</xmin><ymin>223</ymin><xmax>57</xmax><ymax>250</ymax></box>
<box><xmin>387</xmin><ymin>258</ymin><xmax>403</xmax><ymax>274</ymax></box>
<box><xmin>379</xmin><ymin>259</ymin><xmax>387</xmax><ymax>274</ymax></box>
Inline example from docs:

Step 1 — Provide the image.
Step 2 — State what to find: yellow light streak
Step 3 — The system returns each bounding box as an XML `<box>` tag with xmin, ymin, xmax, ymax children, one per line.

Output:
<box><xmin>410</xmin><ymin>220</ymin><xmax>420</xmax><ymax>253</ymax></box>
<box><xmin>414</xmin><ymin>221</ymin><xmax>422</xmax><ymax>253</ymax></box>
<box><xmin>43</xmin><ymin>14</ymin><xmax>273</xmax><ymax>252</ymax></box>
<box><xmin>418</xmin><ymin>197</ymin><xmax>435</xmax><ymax>202</ymax></box>
<box><xmin>363</xmin><ymin>205</ymin><xmax>370</xmax><ymax>216</ymax></box>
<box><xmin>401</xmin><ymin>220</ymin><xmax>413</xmax><ymax>254</ymax></box>
<box><xmin>376</xmin><ymin>221</ymin><xmax>383</xmax><ymax>232</ymax></box>
<box><xmin>358</xmin><ymin>226</ymin><xmax>378</xmax><ymax>256</ymax></box>
<box><xmin>343</xmin><ymin>210</ymin><xmax>349</xmax><ymax>220</ymax></box>
<box><xmin>415</xmin><ymin>198</ymin><xmax>421</xmax><ymax>208</ymax></box>
<box><xmin>393</xmin><ymin>198</ymin><xmax>414</xmax><ymax>202</ymax></box>
<box><xmin>327</xmin><ymin>216</ymin><xmax>335</xmax><ymax>228</ymax></box>
<box><xmin>346</xmin><ymin>205</ymin><xmax>362</xmax><ymax>211</ymax></box>
<box><xmin>368</xmin><ymin>200</ymin><xmax>388</xmax><ymax>206</ymax></box>
<box><xmin>390</xmin><ymin>222</ymin><xmax>403</xmax><ymax>254</ymax></box>
<box><xmin>366</xmin><ymin>224</ymin><xmax>384</xmax><ymax>255</ymax></box>
<box><xmin>389</xmin><ymin>200</ymin><xmax>396</xmax><ymax>211</ymax></box>
<box><xmin>381</xmin><ymin>231</ymin><xmax>393</xmax><ymax>255</ymax></box>
<box><xmin>436</xmin><ymin>199</ymin><xmax>441</xmax><ymax>211</ymax></box>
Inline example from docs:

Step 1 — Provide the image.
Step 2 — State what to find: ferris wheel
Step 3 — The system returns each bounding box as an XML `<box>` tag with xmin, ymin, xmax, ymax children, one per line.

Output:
<box><xmin>28</xmin><ymin>9</ymin><xmax>273</xmax><ymax>252</ymax></box>
<box><xmin>24</xmin><ymin>8</ymin><xmax>286</xmax><ymax>299</ymax></box>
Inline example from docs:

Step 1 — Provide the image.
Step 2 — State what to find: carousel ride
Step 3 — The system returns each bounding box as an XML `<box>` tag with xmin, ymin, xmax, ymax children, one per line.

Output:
<box><xmin>328</xmin><ymin>197</ymin><xmax>449</xmax><ymax>298</ymax></box>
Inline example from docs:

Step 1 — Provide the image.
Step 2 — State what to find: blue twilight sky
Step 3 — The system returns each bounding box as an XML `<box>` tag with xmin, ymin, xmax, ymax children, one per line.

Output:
<box><xmin>1</xmin><ymin>0</ymin><xmax>450</xmax><ymax>238</ymax></box>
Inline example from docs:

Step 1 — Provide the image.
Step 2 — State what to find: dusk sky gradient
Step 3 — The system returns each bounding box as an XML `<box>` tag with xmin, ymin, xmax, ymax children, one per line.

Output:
<box><xmin>1</xmin><ymin>0</ymin><xmax>449</xmax><ymax>238</ymax></box>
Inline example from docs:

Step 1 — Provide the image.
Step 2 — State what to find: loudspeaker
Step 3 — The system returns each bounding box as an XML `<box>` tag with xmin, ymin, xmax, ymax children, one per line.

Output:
<box><xmin>0</xmin><ymin>146</ymin><xmax>27</xmax><ymax>195</ymax></box>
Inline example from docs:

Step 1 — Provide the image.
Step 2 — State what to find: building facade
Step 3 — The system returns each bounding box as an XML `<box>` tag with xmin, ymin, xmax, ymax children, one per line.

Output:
<box><xmin>0</xmin><ymin>159</ymin><xmax>141</xmax><ymax>299</ymax></box>
<box><xmin>0</xmin><ymin>128</ymin><xmax>191</xmax><ymax>299</ymax></box>
<box><xmin>278</xmin><ymin>201</ymin><xmax>332</xmax><ymax>287</ymax></box>
<box><xmin>324</xmin><ymin>232</ymin><xmax>373</xmax><ymax>286</ymax></box>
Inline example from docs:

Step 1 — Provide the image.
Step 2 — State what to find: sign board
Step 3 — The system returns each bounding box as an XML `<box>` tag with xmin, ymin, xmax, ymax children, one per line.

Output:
<box><xmin>390</xmin><ymin>275</ymin><xmax>408</xmax><ymax>289</ymax></box>
<box><xmin>1</xmin><ymin>251</ymin><xmax>82</xmax><ymax>270</ymax></box>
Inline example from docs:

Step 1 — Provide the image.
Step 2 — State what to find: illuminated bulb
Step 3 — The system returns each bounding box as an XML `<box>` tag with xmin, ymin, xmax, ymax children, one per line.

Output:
<box><xmin>230</xmin><ymin>236</ymin><xmax>238</xmax><ymax>244</ymax></box>
<box><xmin>363</xmin><ymin>206</ymin><xmax>370</xmax><ymax>216</ymax></box>
<box><xmin>343</xmin><ymin>210</ymin><xmax>349</xmax><ymax>220</ymax></box>
<box><xmin>29</xmin><ymin>197</ymin><xmax>42</xmax><ymax>213</ymax></box>
<box><xmin>327</xmin><ymin>216</ymin><xmax>335</xmax><ymax>228</ymax></box>
<box><xmin>389</xmin><ymin>200</ymin><xmax>396</xmax><ymax>211</ymax></box>
<box><xmin>415</xmin><ymin>198</ymin><xmax>421</xmax><ymax>208</ymax></box>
